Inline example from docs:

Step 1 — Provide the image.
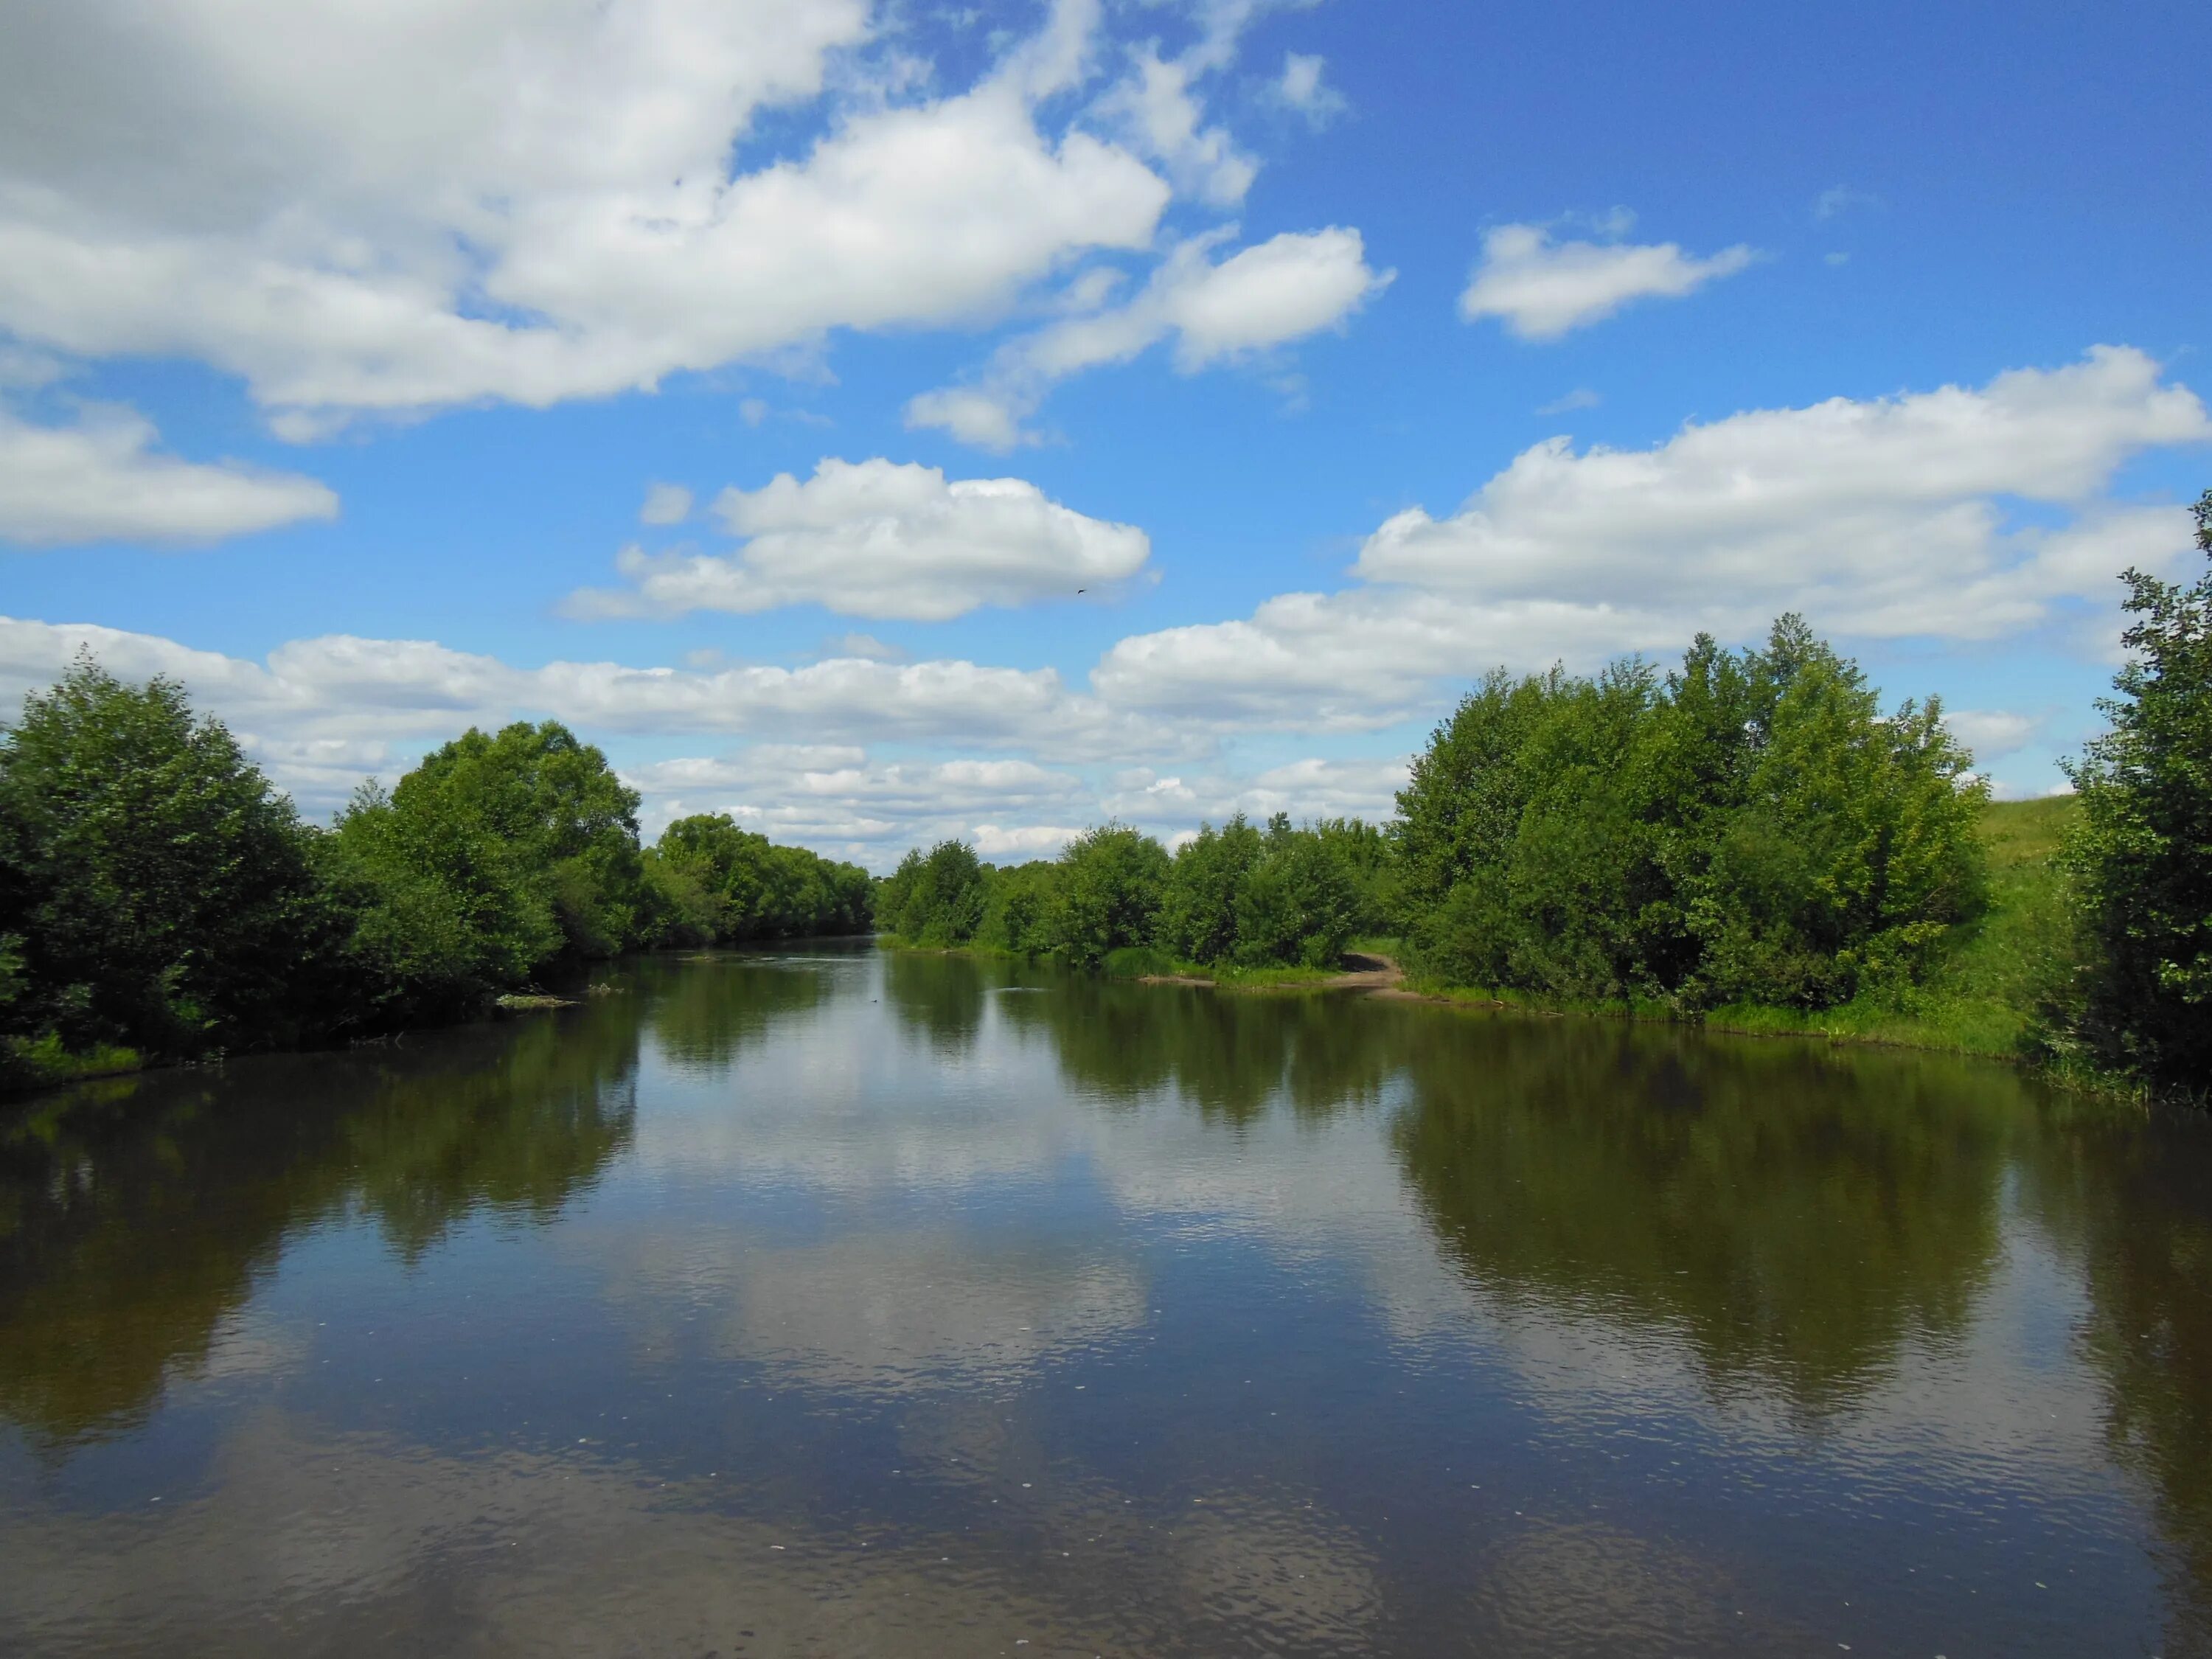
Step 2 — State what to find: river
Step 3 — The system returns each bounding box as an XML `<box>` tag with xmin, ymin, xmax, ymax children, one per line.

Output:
<box><xmin>2</xmin><ymin>945</ymin><xmax>2208</xmax><ymax>1657</ymax></box>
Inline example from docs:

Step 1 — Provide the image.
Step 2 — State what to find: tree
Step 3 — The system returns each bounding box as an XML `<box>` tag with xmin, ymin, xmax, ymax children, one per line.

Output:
<box><xmin>327</xmin><ymin>721</ymin><xmax>648</xmax><ymax>1020</ymax></box>
<box><xmin>1391</xmin><ymin>617</ymin><xmax>1987</xmax><ymax>1009</ymax></box>
<box><xmin>1155</xmin><ymin>815</ymin><xmax>1265</xmax><ymax>964</ymax></box>
<box><xmin>1050</xmin><ymin>823</ymin><xmax>1169</xmax><ymax>967</ymax></box>
<box><xmin>0</xmin><ymin>658</ymin><xmax>338</xmax><ymax>1057</ymax></box>
<box><xmin>1232</xmin><ymin>817</ymin><xmax>1363</xmax><ymax>968</ymax></box>
<box><xmin>2062</xmin><ymin>490</ymin><xmax>2212</xmax><ymax>1091</ymax></box>
<box><xmin>878</xmin><ymin>840</ymin><xmax>989</xmax><ymax>945</ymax></box>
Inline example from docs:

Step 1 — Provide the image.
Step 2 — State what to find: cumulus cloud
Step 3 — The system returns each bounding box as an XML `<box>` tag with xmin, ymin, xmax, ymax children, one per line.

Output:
<box><xmin>1096</xmin><ymin>348</ymin><xmax>2212</xmax><ymax>724</ymax></box>
<box><xmin>0</xmin><ymin>0</ymin><xmax>1179</xmax><ymax>428</ymax></box>
<box><xmin>618</xmin><ymin>745</ymin><xmax>1094</xmax><ymax>858</ymax></box>
<box><xmin>0</xmin><ymin>613</ymin><xmax>1192</xmax><ymax>820</ymax></box>
<box><xmin>1272</xmin><ymin>53</ymin><xmax>1346</xmax><ymax>127</ymax></box>
<box><xmin>1096</xmin><ymin>45</ymin><xmax>1256</xmax><ymax>206</ymax></box>
<box><xmin>619</xmin><ymin>742</ymin><xmax>1409</xmax><ymax>866</ymax></box>
<box><xmin>639</xmin><ymin>482</ymin><xmax>692</xmax><ymax>526</ymax></box>
<box><xmin>1102</xmin><ymin>756</ymin><xmax>1409</xmax><ymax>827</ymax></box>
<box><xmin>1944</xmin><ymin>710</ymin><xmax>2042</xmax><ymax>762</ymax></box>
<box><xmin>1459</xmin><ymin>222</ymin><xmax>1757</xmax><ymax>341</ymax></box>
<box><xmin>0</xmin><ymin>400</ymin><xmax>336</xmax><ymax>546</ymax></box>
<box><xmin>567</xmin><ymin>458</ymin><xmax>1150</xmax><ymax>621</ymax></box>
<box><xmin>908</xmin><ymin>226</ymin><xmax>1391</xmax><ymax>448</ymax></box>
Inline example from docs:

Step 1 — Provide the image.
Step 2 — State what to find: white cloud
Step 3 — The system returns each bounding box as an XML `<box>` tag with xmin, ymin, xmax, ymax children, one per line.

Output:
<box><xmin>619</xmin><ymin>745</ymin><xmax>1095</xmax><ymax>859</ymax></box>
<box><xmin>568</xmin><ymin>458</ymin><xmax>1150</xmax><ymax>621</ymax></box>
<box><xmin>0</xmin><ymin>400</ymin><xmax>337</xmax><ymax>546</ymax></box>
<box><xmin>0</xmin><ymin>613</ymin><xmax>1193</xmax><ymax>821</ymax></box>
<box><xmin>823</xmin><ymin>632</ymin><xmax>907</xmax><ymax>664</ymax></box>
<box><xmin>1944</xmin><ymin>710</ymin><xmax>2042</xmax><ymax>762</ymax></box>
<box><xmin>1459</xmin><ymin>222</ymin><xmax>1758</xmax><ymax>341</ymax></box>
<box><xmin>1095</xmin><ymin>348</ymin><xmax>2212</xmax><ymax>724</ymax></box>
<box><xmin>1095</xmin><ymin>45</ymin><xmax>1256</xmax><ymax>206</ymax></box>
<box><xmin>639</xmin><ymin>482</ymin><xmax>692</xmax><ymax>526</ymax></box>
<box><xmin>1536</xmin><ymin>388</ymin><xmax>1602</xmax><ymax>416</ymax></box>
<box><xmin>1102</xmin><ymin>757</ymin><xmax>1409</xmax><ymax>827</ymax></box>
<box><xmin>971</xmin><ymin>823</ymin><xmax>1085</xmax><ymax>860</ymax></box>
<box><xmin>0</xmin><ymin>0</ymin><xmax>1179</xmax><ymax>428</ymax></box>
<box><xmin>1273</xmin><ymin>53</ymin><xmax>1346</xmax><ymax>127</ymax></box>
<box><xmin>908</xmin><ymin>226</ymin><xmax>1391</xmax><ymax>448</ymax></box>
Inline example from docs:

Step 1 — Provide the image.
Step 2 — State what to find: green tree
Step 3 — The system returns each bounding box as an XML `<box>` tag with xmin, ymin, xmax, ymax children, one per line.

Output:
<box><xmin>1155</xmin><ymin>815</ymin><xmax>1265</xmax><ymax>964</ymax></box>
<box><xmin>0</xmin><ymin>658</ymin><xmax>338</xmax><ymax>1058</ymax></box>
<box><xmin>976</xmin><ymin>859</ymin><xmax>1062</xmax><ymax>953</ymax></box>
<box><xmin>1391</xmin><ymin>617</ymin><xmax>1986</xmax><ymax>1010</ymax></box>
<box><xmin>327</xmin><ymin>721</ymin><xmax>647</xmax><ymax>1020</ymax></box>
<box><xmin>1050</xmin><ymin>823</ymin><xmax>1169</xmax><ymax>967</ymax></box>
<box><xmin>878</xmin><ymin>839</ymin><xmax>988</xmax><ymax>945</ymax></box>
<box><xmin>2061</xmin><ymin>490</ymin><xmax>2212</xmax><ymax>1091</ymax></box>
<box><xmin>1233</xmin><ymin>816</ymin><xmax>1363</xmax><ymax>968</ymax></box>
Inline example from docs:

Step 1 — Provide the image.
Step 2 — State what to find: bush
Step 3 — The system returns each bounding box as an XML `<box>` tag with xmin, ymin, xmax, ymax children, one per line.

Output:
<box><xmin>2060</xmin><ymin>490</ymin><xmax>2212</xmax><ymax>1092</ymax></box>
<box><xmin>0</xmin><ymin>658</ymin><xmax>344</xmax><ymax>1058</ymax></box>
<box><xmin>1050</xmin><ymin>824</ymin><xmax>1170</xmax><ymax>967</ymax></box>
<box><xmin>1394</xmin><ymin>616</ymin><xmax>1987</xmax><ymax>1009</ymax></box>
<box><xmin>644</xmin><ymin>813</ymin><xmax>871</xmax><ymax>945</ymax></box>
<box><xmin>878</xmin><ymin>839</ymin><xmax>989</xmax><ymax>945</ymax></box>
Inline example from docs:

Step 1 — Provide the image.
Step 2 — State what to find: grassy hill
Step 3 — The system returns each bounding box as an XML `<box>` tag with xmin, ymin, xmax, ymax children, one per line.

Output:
<box><xmin>1710</xmin><ymin>796</ymin><xmax>2081</xmax><ymax>1057</ymax></box>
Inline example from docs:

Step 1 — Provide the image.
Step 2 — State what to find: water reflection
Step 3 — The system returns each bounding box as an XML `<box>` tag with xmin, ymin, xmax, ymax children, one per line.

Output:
<box><xmin>0</xmin><ymin>1004</ymin><xmax>637</xmax><ymax>1444</ymax></box>
<box><xmin>0</xmin><ymin>950</ymin><xmax>2208</xmax><ymax>1658</ymax></box>
<box><xmin>1390</xmin><ymin>1015</ymin><xmax>2011</xmax><ymax>1410</ymax></box>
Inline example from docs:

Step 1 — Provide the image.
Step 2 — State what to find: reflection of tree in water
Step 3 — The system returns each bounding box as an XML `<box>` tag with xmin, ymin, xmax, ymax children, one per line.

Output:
<box><xmin>883</xmin><ymin>950</ymin><xmax>989</xmax><ymax>1058</ymax></box>
<box><xmin>633</xmin><ymin>952</ymin><xmax>831</xmax><ymax>1071</ymax></box>
<box><xmin>999</xmin><ymin>977</ymin><xmax>1401</xmax><ymax>1122</ymax></box>
<box><xmin>2025</xmin><ymin>1109</ymin><xmax>2212</xmax><ymax>1658</ymax></box>
<box><xmin>0</xmin><ymin>1001</ymin><xmax>639</xmax><ymax>1446</ymax></box>
<box><xmin>342</xmin><ymin>1001</ymin><xmax>639</xmax><ymax>1260</ymax></box>
<box><xmin>1388</xmin><ymin>1012</ymin><xmax>2022</xmax><ymax>1414</ymax></box>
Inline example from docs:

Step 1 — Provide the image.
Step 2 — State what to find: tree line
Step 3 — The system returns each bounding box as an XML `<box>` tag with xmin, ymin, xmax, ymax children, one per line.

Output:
<box><xmin>0</xmin><ymin>661</ymin><xmax>870</xmax><ymax>1086</ymax></box>
<box><xmin>875</xmin><ymin>814</ymin><xmax>1392</xmax><ymax>972</ymax></box>
<box><xmin>2</xmin><ymin>492</ymin><xmax>2206</xmax><ymax>1098</ymax></box>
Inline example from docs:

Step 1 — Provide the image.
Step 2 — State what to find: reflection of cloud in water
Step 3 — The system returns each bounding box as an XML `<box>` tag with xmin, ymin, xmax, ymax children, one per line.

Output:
<box><xmin>1470</xmin><ymin>1520</ymin><xmax>1751</xmax><ymax>1655</ymax></box>
<box><xmin>602</xmin><ymin>1229</ymin><xmax>1147</xmax><ymax>1394</ymax></box>
<box><xmin>0</xmin><ymin>1406</ymin><xmax>1382</xmax><ymax>1658</ymax></box>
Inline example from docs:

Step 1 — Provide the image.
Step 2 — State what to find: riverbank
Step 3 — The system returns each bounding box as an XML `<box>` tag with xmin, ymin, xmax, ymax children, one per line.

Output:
<box><xmin>1051</xmin><ymin>801</ymin><xmax>2099</xmax><ymax>1077</ymax></box>
<box><xmin>1372</xmin><ymin>799</ymin><xmax>2112</xmax><ymax>1084</ymax></box>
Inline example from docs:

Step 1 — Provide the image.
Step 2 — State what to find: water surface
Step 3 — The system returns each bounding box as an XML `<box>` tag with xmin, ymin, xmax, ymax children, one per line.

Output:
<box><xmin>3</xmin><ymin>947</ymin><xmax>2209</xmax><ymax>1656</ymax></box>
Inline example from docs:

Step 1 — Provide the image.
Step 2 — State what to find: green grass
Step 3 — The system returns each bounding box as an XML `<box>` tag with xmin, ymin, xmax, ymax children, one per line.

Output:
<box><xmin>1</xmin><ymin>1033</ymin><xmax>145</xmax><ymax>1096</ymax></box>
<box><xmin>1401</xmin><ymin>799</ymin><xmax>2089</xmax><ymax>1065</ymax></box>
<box><xmin>1705</xmin><ymin>796</ymin><xmax>2080</xmax><ymax>1057</ymax></box>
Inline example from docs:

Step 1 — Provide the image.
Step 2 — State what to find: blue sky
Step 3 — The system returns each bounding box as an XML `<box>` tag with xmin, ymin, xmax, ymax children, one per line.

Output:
<box><xmin>2</xmin><ymin>0</ymin><xmax>2207</xmax><ymax>866</ymax></box>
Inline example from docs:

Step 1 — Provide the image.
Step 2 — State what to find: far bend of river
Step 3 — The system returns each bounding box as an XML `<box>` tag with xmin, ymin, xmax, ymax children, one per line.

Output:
<box><xmin>4</xmin><ymin>947</ymin><xmax>2211</xmax><ymax>1658</ymax></box>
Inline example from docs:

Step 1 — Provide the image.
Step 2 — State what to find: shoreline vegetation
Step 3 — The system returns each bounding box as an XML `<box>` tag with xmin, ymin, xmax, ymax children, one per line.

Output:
<box><xmin>878</xmin><ymin>797</ymin><xmax>2084</xmax><ymax>1065</ymax></box>
<box><xmin>5</xmin><ymin>507</ymin><xmax>2208</xmax><ymax>1105</ymax></box>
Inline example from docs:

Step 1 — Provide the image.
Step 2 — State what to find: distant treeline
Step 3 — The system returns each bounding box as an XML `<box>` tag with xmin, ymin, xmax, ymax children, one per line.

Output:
<box><xmin>876</xmin><ymin>815</ymin><xmax>1392</xmax><ymax>972</ymax></box>
<box><xmin>0</xmin><ymin>660</ymin><xmax>869</xmax><ymax>1087</ymax></box>
<box><xmin>4</xmin><ymin>492</ymin><xmax>2207</xmax><ymax>1099</ymax></box>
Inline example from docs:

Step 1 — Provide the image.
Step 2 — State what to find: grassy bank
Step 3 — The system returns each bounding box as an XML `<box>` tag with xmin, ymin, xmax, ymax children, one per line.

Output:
<box><xmin>1</xmin><ymin>1034</ymin><xmax>147</xmax><ymax>1095</ymax></box>
<box><xmin>896</xmin><ymin>805</ymin><xmax>2090</xmax><ymax>1074</ymax></box>
<box><xmin>1701</xmin><ymin>797</ymin><xmax>2079</xmax><ymax>1057</ymax></box>
<box><xmin>1402</xmin><ymin>798</ymin><xmax>2084</xmax><ymax>1065</ymax></box>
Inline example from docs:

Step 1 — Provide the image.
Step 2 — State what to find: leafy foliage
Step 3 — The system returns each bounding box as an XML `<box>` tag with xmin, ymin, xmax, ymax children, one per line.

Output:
<box><xmin>1394</xmin><ymin>617</ymin><xmax>1987</xmax><ymax>1009</ymax></box>
<box><xmin>877</xmin><ymin>839</ymin><xmax>990</xmax><ymax>946</ymax></box>
<box><xmin>644</xmin><ymin>813</ymin><xmax>870</xmax><ymax>945</ymax></box>
<box><xmin>0</xmin><ymin>658</ymin><xmax>341</xmax><ymax>1061</ymax></box>
<box><xmin>2060</xmin><ymin>491</ymin><xmax>2212</xmax><ymax>1091</ymax></box>
<box><xmin>1050</xmin><ymin>823</ymin><xmax>1172</xmax><ymax>967</ymax></box>
<box><xmin>0</xmin><ymin>667</ymin><xmax>877</xmax><ymax>1086</ymax></box>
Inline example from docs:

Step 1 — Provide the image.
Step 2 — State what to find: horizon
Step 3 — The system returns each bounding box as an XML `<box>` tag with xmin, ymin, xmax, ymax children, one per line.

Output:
<box><xmin>3</xmin><ymin>0</ymin><xmax>2207</xmax><ymax>872</ymax></box>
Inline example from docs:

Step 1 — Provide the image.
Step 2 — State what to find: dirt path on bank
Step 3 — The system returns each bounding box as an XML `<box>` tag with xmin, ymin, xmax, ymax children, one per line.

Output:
<box><xmin>1138</xmin><ymin>951</ymin><xmax>1408</xmax><ymax>992</ymax></box>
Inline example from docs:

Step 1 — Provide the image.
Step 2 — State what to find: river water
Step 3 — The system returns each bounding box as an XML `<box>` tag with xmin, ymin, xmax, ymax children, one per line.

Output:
<box><xmin>2</xmin><ymin>945</ymin><xmax>2208</xmax><ymax>1658</ymax></box>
